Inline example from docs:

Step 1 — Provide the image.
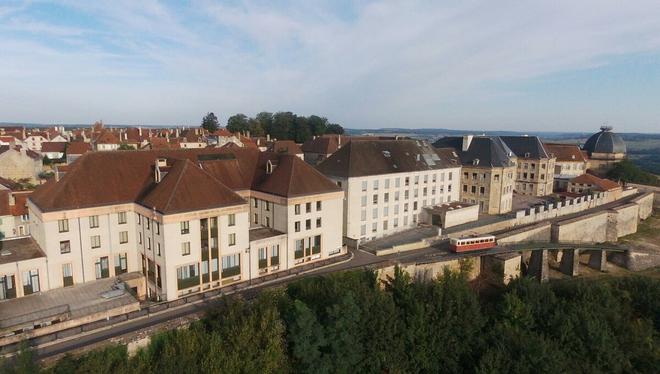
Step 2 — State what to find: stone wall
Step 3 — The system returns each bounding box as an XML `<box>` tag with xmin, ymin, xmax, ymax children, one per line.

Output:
<box><xmin>606</xmin><ymin>203</ymin><xmax>639</xmax><ymax>241</ymax></box>
<box><xmin>497</xmin><ymin>222</ymin><xmax>551</xmax><ymax>244</ymax></box>
<box><xmin>551</xmin><ymin>211</ymin><xmax>609</xmax><ymax>243</ymax></box>
<box><xmin>377</xmin><ymin>256</ymin><xmax>481</xmax><ymax>284</ymax></box>
<box><xmin>630</xmin><ymin>192</ymin><xmax>654</xmax><ymax>220</ymax></box>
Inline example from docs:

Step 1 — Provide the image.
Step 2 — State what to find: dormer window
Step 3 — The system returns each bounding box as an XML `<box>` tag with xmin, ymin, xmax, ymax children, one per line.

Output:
<box><xmin>472</xmin><ymin>158</ymin><xmax>480</xmax><ymax>166</ymax></box>
<box><xmin>266</xmin><ymin>160</ymin><xmax>275</xmax><ymax>174</ymax></box>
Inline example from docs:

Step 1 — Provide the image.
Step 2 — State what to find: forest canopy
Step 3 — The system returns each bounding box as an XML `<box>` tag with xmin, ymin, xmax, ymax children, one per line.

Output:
<box><xmin>6</xmin><ymin>269</ymin><xmax>659</xmax><ymax>373</ymax></box>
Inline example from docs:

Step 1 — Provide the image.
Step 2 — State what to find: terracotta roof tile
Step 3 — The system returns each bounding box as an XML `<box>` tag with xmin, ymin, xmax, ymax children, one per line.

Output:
<box><xmin>570</xmin><ymin>174</ymin><xmax>620</xmax><ymax>191</ymax></box>
<box><xmin>543</xmin><ymin>143</ymin><xmax>586</xmax><ymax>162</ymax></box>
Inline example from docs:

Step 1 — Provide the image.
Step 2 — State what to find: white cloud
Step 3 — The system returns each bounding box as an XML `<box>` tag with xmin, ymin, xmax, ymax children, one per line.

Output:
<box><xmin>1</xmin><ymin>0</ymin><xmax>660</xmax><ymax>131</ymax></box>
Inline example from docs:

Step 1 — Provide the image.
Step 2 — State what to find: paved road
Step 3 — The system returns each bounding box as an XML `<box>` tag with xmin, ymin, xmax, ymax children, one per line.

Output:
<box><xmin>33</xmin><ymin>192</ymin><xmax>642</xmax><ymax>359</ymax></box>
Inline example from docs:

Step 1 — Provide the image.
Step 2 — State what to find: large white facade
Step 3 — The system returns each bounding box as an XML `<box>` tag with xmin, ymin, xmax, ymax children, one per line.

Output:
<box><xmin>329</xmin><ymin>168</ymin><xmax>460</xmax><ymax>242</ymax></box>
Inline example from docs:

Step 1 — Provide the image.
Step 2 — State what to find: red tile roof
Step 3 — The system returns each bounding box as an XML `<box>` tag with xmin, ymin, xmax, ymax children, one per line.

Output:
<box><xmin>66</xmin><ymin>141</ymin><xmax>92</xmax><ymax>155</ymax></box>
<box><xmin>41</xmin><ymin>142</ymin><xmax>66</xmax><ymax>153</ymax></box>
<box><xmin>570</xmin><ymin>174</ymin><xmax>620</xmax><ymax>191</ymax></box>
<box><xmin>267</xmin><ymin>140</ymin><xmax>302</xmax><ymax>155</ymax></box>
<box><xmin>30</xmin><ymin>148</ymin><xmax>340</xmax><ymax>213</ymax></box>
<box><xmin>543</xmin><ymin>143</ymin><xmax>586</xmax><ymax>162</ymax></box>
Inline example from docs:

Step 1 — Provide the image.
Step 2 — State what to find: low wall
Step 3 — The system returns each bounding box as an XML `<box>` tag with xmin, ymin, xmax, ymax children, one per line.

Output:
<box><xmin>513</xmin><ymin>190</ymin><xmax>615</xmax><ymax>226</ymax></box>
<box><xmin>628</xmin><ymin>184</ymin><xmax>660</xmax><ymax>207</ymax></box>
<box><xmin>607</xmin><ymin>203</ymin><xmax>639</xmax><ymax>241</ymax></box>
<box><xmin>497</xmin><ymin>222</ymin><xmax>552</xmax><ymax>244</ymax></box>
<box><xmin>551</xmin><ymin>211</ymin><xmax>609</xmax><ymax>243</ymax></box>
<box><xmin>631</xmin><ymin>192</ymin><xmax>654</xmax><ymax>220</ymax></box>
<box><xmin>377</xmin><ymin>257</ymin><xmax>481</xmax><ymax>283</ymax></box>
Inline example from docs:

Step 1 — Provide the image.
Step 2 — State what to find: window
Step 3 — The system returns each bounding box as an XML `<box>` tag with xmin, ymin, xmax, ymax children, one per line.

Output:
<box><xmin>221</xmin><ymin>254</ymin><xmax>241</xmax><ymax>277</ymax></box>
<box><xmin>253</xmin><ymin>198</ymin><xmax>258</xmax><ymax>208</ymax></box>
<box><xmin>306</xmin><ymin>202</ymin><xmax>312</xmax><ymax>213</ymax></box>
<box><xmin>395</xmin><ymin>178</ymin><xmax>401</xmax><ymax>188</ymax></box>
<box><xmin>373</xmin><ymin>180</ymin><xmax>379</xmax><ymax>190</ymax></box>
<box><xmin>265</xmin><ymin>216</ymin><xmax>271</xmax><ymax>227</ymax></box>
<box><xmin>471</xmin><ymin>186</ymin><xmax>477</xmax><ymax>193</ymax></box>
<box><xmin>372</xmin><ymin>208</ymin><xmax>378</xmax><ymax>219</ymax></box>
<box><xmin>394</xmin><ymin>205</ymin><xmax>399</xmax><ymax>214</ymax></box>
<box><xmin>89</xmin><ymin>215</ymin><xmax>99</xmax><ymax>228</ymax></box>
<box><xmin>0</xmin><ymin>275</ymin><xmax>16</xmax><ymax>300</ymax></box>
<box><xmin>229</xmin><ymin>233</ymin><xmax>236</xmax><ymax>246</ymax></box>
<box><xmin>115</xmin><ymin>253</ymin><xmax>128</xmax><ymax>275</ymax></box>
<box><xmin>361</xmin><ymin>210</ymin><xmax>366</xmax><ymax>221</ymax></box>
<box><xmin>228</xmin><ymin>214</ymin><xmax>236</xmax><ymax>226</ymax></box>
<box><xmin>118</xmin><ymin>211</ymin><xmax>127</xmax><ymax>224</ymax></box>
<box><xmin>145</xmin><ymin>218</ymin><xmax>150</xmax><ymax>230</ymax></box>
<box><xmin>253</xmin><ymin>213</ymin><xmax>258</xmax><ymax>224</ymax></box>
<box><xmin>372</xmin><ymin>222</ymin><xmax>377</xmax><ymax>233</ymax></box>
<box><xmin>414</xmin><ymin>176</ymin><xmax>419</xmax><ymax>185</ymax></box>
<box><xmin>295</xmin><ymin>239</ymin><xmax>304</xmax><ymax>259</ymax></box>
<box><xmin>22</xmin><ymin>269</ymin><xmax>40</xmax><ymax>295</ymax></box>
<box><xmin>383</xmin><ymin>220</ymin><xmax>389</xmax><ymax>230</ymax></box>
<box><xmin>384</xmin><ymin>193</ymin><xmax>389</xmax><ymax>203</ymax></box>
<box><xmin>384</xmin><ymin>179</ymin><xmax>390</xmax><ymax>189</ymax></box>
<box><xmin>62</xmin><ymin>264</ymin><xmax>73</xmax><ymax>287</ymax></box>
<box><xmin>306</xmin><ymin>219</ymin><xmax>311</xmax><ymax>230</ymax></box>
<box><xmin>258</xmin><ymin>247</ymin><xmax>267</xmax><ymax>268</ymax></box>
<box><xmin>384</xmin><ymin>206</ymin><xmax>389</xmax><ymax>216</ymax></box>
<box><xmin>271</xmin><ymin>245</ymin><xmax>280</xmax><ymax>265</ymax></box>
<box><xmin>95</xmin><ymin>257</ymin><xmax>109</xmax><ymax>279</ymax></box>
<box><xmin>393</xmin><ymin>218</ymin><xmax>399</xmax><ymax>228</ymax></box>
<box><xmin>181</xmin><ymin>221</ymin><xmax>190</xmax><ymax>234</ymax></box>
<box><xmin>60</xmin><ymin>240</ymin><xmax>71</xmax><ymax>254</ymax></box>
<box><xmin>413</xmin><ymin>202</ymin><xmax>418</xmax><ymax>211</ymax></box>
<box><xmin>295</xmin><ymin>204</ymin><xmax>301</xmax><ymax>214</ymax></box>
<box><xmin>147</xmin><ymin>237</ymin><xmax>152</xmax><ymax>251</ymax></box>
<box><xmin>119</xmin><ymin>231</ymin><xmax>128</xmax><ymax>244</ymax></box>
<box><xmin>424</xmin><ymin>175</ymin><xmax>428</xmax><ymax>183</ymax></box>
<box><xmin>480</xmin><ymin>187</ymin><xmax>485</xmax><ymax>195</ymax></box>
<box><xmin>155</xmin><ymin>221</ymin><xmax>160</xmax><ymax>235</ymax></box>
<box><xmin>295</xmin><ymin>221</ymin><xmax>301</xmax><ymax>232</ymax></box>
<box><xmin>139</xmin><ymin>232</ymin><xmax>142</xmax><ymax>244</ymax></box>
<box><xmin>177</xmin><ymin>264</ymin><xmax>199</xmax><ymax>290</ymax></box>
<box><xmin>90</xmin><ymin>235</ymin><xmax>101</xmax><ymax>249</ymax></box>
<box><xmin>313</xmin><ymin>235</ymin><xmax>321</xmax><ymax>254</ymax></box>
<box><xmin>316</xmin><ymin>218</ymin><xmax>322</xmax><ymax>228</ymax></box>
<box><xmin>316</xmin><ymin>201</ymin><xmax>322</xmax><ymax>210</ymax></box>
<box><xmin>405</xmin><ymin>190</ymin><xmax>409</xmax><ymax>199</ymax></box>
<box><xmin>404</xmin><ymin>203</ymin><xmax>409</xmax><ymax>213</ymax></box>
<box><xmin>265</xmin><ymin>201</ymin><xmax>270</xmax><ymax>211</ymax></box>
<box><xmin>157</xmin><ymin>243</ymin><xmax>161</xmax><ymax>256</ymax></box>
<box><xmin>405</xmin><ymin>177</ymin><xmax>410</xmax><ymax>186</ymax></box>
<box><xmin>373</xmin><ymin>194</ymin><xmax>378</xmax><ymax>204</ymax></box>
<box><xmin>182</xmin><ymin>242</ymin><xmax>191</xmax><ymax>256</ymax></box>
<box><xmin>361</xmin><ymin>181</ymin><xmax>368</xmax><ymax>191</ymax></box>
<box><xmin>361</xmin><ymin>196</ymin><xmax>367</xmax><ymax>207</ymax></box>
<box><xmin>395</xmin><ymin>191</ymin><xmax>400</xmax><ymax>201</ymax></box>
<box><xmin>137</xmin><ymin>214</ymin><xmax>141</xmax><ymax>225</ymax></box>
<box><xmin>361</xmin><ymin>225</ymin><xmax>366</xmax><ymax>236</ymax></box>
<box><xmin>58</xmin><ymin>219</ymin><xmax>69</xmax><ymax>233</ymax></box>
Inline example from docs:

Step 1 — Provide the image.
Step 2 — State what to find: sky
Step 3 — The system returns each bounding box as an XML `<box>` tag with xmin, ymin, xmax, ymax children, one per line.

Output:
<box><xmin>1</xmin><ymin>1</ymin><xmax>660</xmax><ymax>133</ymax></box>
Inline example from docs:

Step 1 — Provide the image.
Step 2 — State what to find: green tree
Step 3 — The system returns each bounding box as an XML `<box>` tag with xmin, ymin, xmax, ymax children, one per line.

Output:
<box><xmin>255</xmin><ymin>112</ymin><xmax>274</xmax><ymax>135</ymax></box>
<box><xmin>247</xmin><ymin>118</ymin><xmax>265</xmax><ymax>137</ymax></box>
<box><xmin>200</xmin><ymin>112</ymin><xmax>220</xmax><ymax>133</ymax></box>
<box><xmin>226</xmin><ymin>114</ymin><xmax>249</xmax><ymax>134</ymax></box>
<box><xmin>307</xmin><ymin>115</ymin><xmax>328</xmax><ymax>136</ymax></box>
<box><xmin>271</xmin><ymin>112</ymin><xmax>295</xmax><ymax>140</ymax></box>
<box><xmin>284</xmin><ymin>300</ymin><xmax>326</xmax><ymax>373</ymax></box>
<box><xmin>607</xmin><ymin>159</ymin><xmax>659</xmax><ymax>186</ymax></box>
<box><xmin>325</xmin><ymin>123</ymin><xmax>344</xmax><ymax>134</ymax></box>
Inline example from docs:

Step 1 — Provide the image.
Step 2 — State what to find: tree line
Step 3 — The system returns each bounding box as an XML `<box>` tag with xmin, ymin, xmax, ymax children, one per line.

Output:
<box><xmin>5</xmin><ymin>269</ymin><xmax>659</xmax><ymax>373</ymax></box>
<box><xmin>201</xmin><ymin>112</ymin><xmax>344</xmax><ymax>143</ymax></box>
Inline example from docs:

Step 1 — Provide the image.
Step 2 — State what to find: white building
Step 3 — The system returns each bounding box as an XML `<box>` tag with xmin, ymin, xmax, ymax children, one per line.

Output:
<box><xmin>16</xmin><ymin>148</ymin><xmax>344</xmax><ymax>302</ymax></box>
<box><xmin>317</xmin><ymin>139</ymin><xmax>461</xmax><ymax>243</ymax></box>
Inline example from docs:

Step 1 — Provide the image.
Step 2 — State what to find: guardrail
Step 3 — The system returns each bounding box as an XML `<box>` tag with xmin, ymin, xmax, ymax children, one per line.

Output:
<box><xmin>0</xmin><ymin>251</ymin><xmax>351</xmax><ymax>355</ymax></box>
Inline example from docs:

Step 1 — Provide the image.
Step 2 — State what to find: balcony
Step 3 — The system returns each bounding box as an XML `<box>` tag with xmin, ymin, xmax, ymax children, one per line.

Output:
<box><xmin>312</xmin><ymin>246</ymin><xmax>320</xmax><ymax>254</ymax></box>
<box><xmin>258</xmin><ymin>258</ymin><xmax>268</xmax><ymax>269</ymax></box>
<box><xmin>177</xmin><ymin>275</ymin><xmax>200</xmax><ymax>290</ymax></box>
<box><xmin>270</xmin><ymin>256</ymin><xmax>279</xmax><ymax>266</ymax></box>
<box><xmin>221</xmin><ymin>266</ymin><xmax>240</xmax><ymax>278</ymax></box>
<box><xmin>294</xmin><ymin>249</ymin><xmax>304</xmax><ymax>259</ymax></box>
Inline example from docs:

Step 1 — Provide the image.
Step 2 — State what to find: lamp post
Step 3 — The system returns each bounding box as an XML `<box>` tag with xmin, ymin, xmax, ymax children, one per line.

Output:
<box><xmin>245</xmin><ymin>248</ymin><xmax>251</xmax><ymax>285</ymax></box>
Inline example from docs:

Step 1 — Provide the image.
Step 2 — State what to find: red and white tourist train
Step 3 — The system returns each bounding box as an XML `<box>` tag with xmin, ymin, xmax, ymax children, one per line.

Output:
<box><xmin>449</xmin><ymin>235</ymin><xmax>496</xmax><ymax>253</ymax></box>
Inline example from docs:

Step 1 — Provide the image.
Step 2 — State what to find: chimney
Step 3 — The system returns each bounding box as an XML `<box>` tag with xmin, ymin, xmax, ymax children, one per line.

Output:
<box><xmin>266</xmin><ymin>134</ymin><xmax>270</xmax><ymax>142</ymax></box>
<box><xmin>139</xmin><ymin>126</ymin><xmax>142</xmax><ymax>137</ymax></box>
<box><xmin>338</xmin><ymin>135</ymin><xmax>341</xmax><ymax>146</ymax></box>
<box><xmin>266</xmin><ymin>160</ymin><xmax>276</xmax><ymax>174</ymax></box>
<box><xmin>462</xmin><ymin>135</ymin><xmax>473</xmax><ymax>152</ymax></box>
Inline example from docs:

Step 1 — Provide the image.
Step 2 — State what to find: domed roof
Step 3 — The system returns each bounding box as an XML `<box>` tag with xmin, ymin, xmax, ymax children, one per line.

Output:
<box><xmin>583</xmin><ymin>126</ymin><xmax>626</xmax><ymax>154</ymax></box>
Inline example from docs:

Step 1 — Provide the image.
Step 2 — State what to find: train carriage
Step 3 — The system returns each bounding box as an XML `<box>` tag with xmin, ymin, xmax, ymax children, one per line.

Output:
<box><xmin>449</xmin><ymin>235</ymin><xmax>496</xmax><ymax>253</ymax></box>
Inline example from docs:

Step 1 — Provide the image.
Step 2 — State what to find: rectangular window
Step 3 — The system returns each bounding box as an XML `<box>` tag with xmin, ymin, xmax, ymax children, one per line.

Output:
<box><xmin>361</xmin><ymin>210</ymin><xmax>366</xmax><ymax>221</ymax></box>
<box><xmin>182</xmin><ymin>242</ymin><xmax>191</xmax><ymax>256</ymax></box>
<box><xmin>258</xmin><ymin>247</ymin><xmax>267</xmax><ymax>269</ymax></box>
<box><xmin>316</xmin><ymin>217</ymin><xmax>322</xmax><ymax>228</ymax></box>
<box><xmin>384</xmin><ymin>193</ymin><xmax>389</xmax><ymax>203</ymax></box>
<box><xmin>95</xmin><ymin>257</ymin><xmax>109</xmax><ymax>279</ymax></box>
<box><xmin>383</xmin><ymin>220</ymin><xmax>389</xmax><ymax>230</ymax></box>
<box><xmin>414</xmin><ymin>176</ymin><xmax>419</xmax><ymax>185</ymax></box>
<box><xmin>395</xmin><ymin>178</ymin><xmax>401</xmax><ymax>188</ymax></box>
<box><xmin>177</xmin><ymin>264</ymin><xmax>199</xmax><ymax>290</ymax></box>
<box><xmin>89</xmin><ymin>215</ymin><xmax>99</xmax><ymax>228</ymax></box>
<box><xmin>265</xmin><ymin>201</ymin><xmax>270</xmax><ymax>211</ymax></box>
<box><xmin>62</xmin><ymin>263</ymin><xmax>73</xmax><ymax>287</ymax></box>
<box><xmin>22</xmin><ymin>269</ymin><xmax>40</xmax><ymax>295</ymax></box>
<box><xmin>306</xmin><ymin>219</ymin><xmax>311</xmax><ymax>230</ymax></box>
<box><xmin>253</xmin><ymin>198</ymin><xmax>258</xmax><ymax>208</ymax></box>
<box><xmin>221</xmin><ymin>254</ymin><xmax>241</xmax><ymax>277</ymax></box>
<box><xmin>58</xmin><ymin>219</ymin><xmax>69</xmax><ymax>233</ymax></box>
<box><xmin>295</xmin><ymin>204</ymin><xmax>301</xmax><ymax>214</ymax></box>
<box><xmin>137</xmin><ymin>214</ymin><xmax>141</xmax><ymax>225</ymax></box>
<box><xmin>372</xmin><ymin>208</ymin><xmax>378</xmax><ymax>219</ymax></box>
<box><xmin>119</xmin><ymin>231</ymin><xmax>128</xmax><ymax>244</ymax></box>
<box><xmin>373</xmin><ymin>194</ymin><xmax>378</xmax><ymax>204</ymax></box>
<box><xmin>118</xmin><ymin>211</ymin><xmax>127</xmax><ymax>224</ymax></box>
<box><xmin>181</xmin><ymin>221</ymin><xmax>190</xmax><ymax>234</ymax></box>
<box><xmin>306</xmin><ymin>202</ymin><xmax>312</xmax><ymax>213</ymax></box>
<box><xmin>295</xmin><ymin>221</ymin><xmax>301</xmax><ymax>232</ymax></box>
<box><xmin>0</xmin><ymin>275</ymin><xmax>16</xmax><ymax>300</ymax></box>
<box><xmin>145</xmin><ymin>219</ymin><xmax>150</xmax><ymax>230</ymax></box>
<box><xmin>90</xmin><ymin>235</ymin><xmax>101</xmax><ymax>249</ymax></box>
<box><xmin>271</xmin><ymin>245</ymin><xmax>280</xmax><ymax>266</ymax></box>
<box><xmin>115</xmin><ymin>253</ymin><xmax>128</xmax><ymax>275</ymax></box>
<box><xmin>384</xmin><ymin>206</ymin><xmax>389</xmax><ymax>216</ymax></box>
<box><xmin>395</xmin><ymin>191</ymin><xmax>400</xmax><ymax>201</ymax></box>
<box><xmin>60</xmin><ymin>240</ymin><xmax>71</xmax><ymax>254</ymax></box>
<box><xmin>147</xmin><ymin>237</ymin><xmax>152</xmax><ymax>250</ymax></box>
<box><xmin>316</xmin><ymin>201</ymin><xmax>322</xmax><ymax>211</ymax></box>
<box><xmin>361</xmin><ymin>180</ymin><xmax>368</xmax><ymax>191</ymax></box>
<box><xmin>361</xmin><ymin>224</ymin><xmax>366</xmax><ymax>236</ymax></box>
<box><xmin>405</xmin><ymin>177</ymin><xmax>410</xmax><ymax>186</ymax></box>
<box><xmin>228</xmin><ymin>213</ymin><xmax>236</xmax><ymax>226</ymax></box>
<box><xmin>155</xmin><ymin>221</ymin><xmax>160</xmax><ymax>235</ymax></box>
<box><xmin>295</xmin><ymin>239</ymin><xmax>304</xmax><ymax>259</ymax></box>
<box><xmin>313</xmin><ymin>235</ymin><xmax>321</xmax><ymax>254</ymax></box>
<box><xmin>372</xmin><ymin>222</ymin><xmax>377</xmax><ymax>232</ymax></box>
<box><xmin>157</xmin><ymin>243</ymin><xmax>161</xmax><ymax>256</ymax></box>
<box><xmin>361</xmin><ymin>195</ymin><xmax>367</xmax><ymax>207</ymax></box>
<box><xmin>139</xmin><ymin>232</ymin><xmax>142</xmax><ymax>244</ymax></box>
<box><xmin>229</xmin><ymin>233</ymin><xmax>236</xmax><ymax>246</ymax></box>
<box><xmin>373</xmin><ymin>180</ymin><xmax>379</xmax><ymax>190</ymax></box>
<box><xmin>384</xmin><ymin>179</ymin><xmax>390</xmax><ymax>189</ymax></box>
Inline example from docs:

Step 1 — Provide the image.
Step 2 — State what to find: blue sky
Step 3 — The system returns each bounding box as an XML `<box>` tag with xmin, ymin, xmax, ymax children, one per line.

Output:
<box><xmin>1</xmin><ymin>1</ymin><xmax>659</xmax><ymax>133</ymax></box>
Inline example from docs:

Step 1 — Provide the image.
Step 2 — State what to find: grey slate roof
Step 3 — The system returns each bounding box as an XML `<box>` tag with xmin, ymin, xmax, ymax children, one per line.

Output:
<box><xmin>500</xmin><ymin>135</ymin><xmax>550</xmax><ymax>159</ymax></box>
<box><xmin>316</xmin><ymin>139</ymin><xmax>458</xmax><ymax>178</ymax></box>
<box><xmin>583</xmin><ymin>127</ymin><xmax>626</xmax><ymax>154</ymax></box>
<box><xmin>432</xmin><ymin>136</ymin><xmax>516</xmax><ymax>168</ymax></box>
